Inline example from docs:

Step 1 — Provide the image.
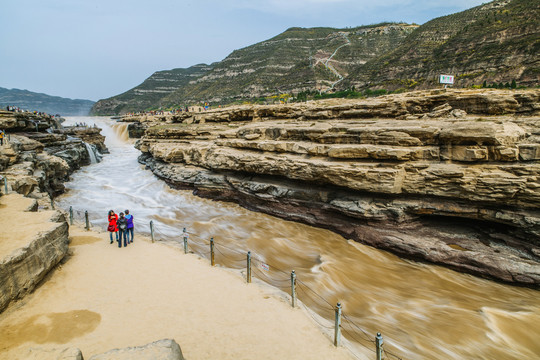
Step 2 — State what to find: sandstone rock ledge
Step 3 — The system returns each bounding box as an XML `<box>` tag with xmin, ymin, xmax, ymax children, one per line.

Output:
<box><xmin>0</xmin><ymin>194</ymin><xmax>69</xmax><ymax>313</ymax></box>
<box><xmin>16</xmin><ymin>339</ymin><xmax>184</xmax><ymax>360</ymax></box>
<box><xmin>133</xmin><ymin>89</ymin><xmax>540</xmax><ymax>286</ymax></box>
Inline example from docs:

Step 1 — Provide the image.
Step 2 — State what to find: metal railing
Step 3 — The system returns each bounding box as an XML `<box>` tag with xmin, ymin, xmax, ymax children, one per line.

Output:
<box><xmin>66</xmin><ymin>207</ymin><xmax>405</xmax><ymax>360</ymax></box>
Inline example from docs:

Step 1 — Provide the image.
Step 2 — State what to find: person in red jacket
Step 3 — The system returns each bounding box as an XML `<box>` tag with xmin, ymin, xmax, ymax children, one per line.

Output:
<box><xmin>107</xmin><ymin>210</ymin><xmax>118</xmax><ymax>244</ymax></box>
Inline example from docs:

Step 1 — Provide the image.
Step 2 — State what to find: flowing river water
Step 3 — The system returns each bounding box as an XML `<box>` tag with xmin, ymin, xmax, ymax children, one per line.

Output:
<box><xmin>55</xmin><ymin>117</ymin><xmax>540</xmax><ymax>360</ymax></box>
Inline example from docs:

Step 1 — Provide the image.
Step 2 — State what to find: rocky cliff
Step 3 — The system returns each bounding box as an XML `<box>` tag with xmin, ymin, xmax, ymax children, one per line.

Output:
<box><xmin>0</xmin><ymin>111</ymin><xmax>107</xmax><ymax>199</ymax></box>
<box><xmin>130</xmin><ymin>89</ymin><xmax>540</xmax><ymax>286</ymax></box>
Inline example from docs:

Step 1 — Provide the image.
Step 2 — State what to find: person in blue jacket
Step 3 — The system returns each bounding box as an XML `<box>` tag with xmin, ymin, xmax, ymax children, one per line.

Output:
<box><xmin>125</xmin><ymin>209</ymin><xmax>134</xmax><ymax>243</ymax></box>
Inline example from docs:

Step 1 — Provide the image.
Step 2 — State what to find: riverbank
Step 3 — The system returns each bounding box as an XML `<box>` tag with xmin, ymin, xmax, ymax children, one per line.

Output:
<box><xmin>0</xmin><ymin>219</ymin><xmax>356</xmax><ymax>359</ymax></box>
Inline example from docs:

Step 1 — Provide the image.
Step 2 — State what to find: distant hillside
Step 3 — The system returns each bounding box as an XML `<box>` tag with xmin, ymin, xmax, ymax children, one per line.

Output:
<box><xmin>0</xmin><ymin>87</ymin><xmax>94</xmax><ymax>116</ymax></box>
<box><xmin>159</xmin><ymin>23</ymin><xmax>417</xmax><ymax>107</ymax></box>
<box><xmin>91</xmin><ymin>64</ymin><xmax>214</xmax><ymax>115</ymax></box>
<box><xmin>92</xmin><ymin>23</ymin><xmax>416</xmax><ymax>114</ymax></box>
<box><xmin>92</xmin><ymin>0</ymin><xmax>539</xmax><ymax>115</ymax></box>
<box><xmin>342</xmin><ymin>0</ymin><xmax>540</xmax><ymax>90</ymax></box>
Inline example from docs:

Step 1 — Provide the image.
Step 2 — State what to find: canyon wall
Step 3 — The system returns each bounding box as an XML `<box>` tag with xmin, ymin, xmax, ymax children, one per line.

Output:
<box><xmin>132</xmin><ymin>89</ymin><xmax>540</xmax><ymax>286</ymax></box>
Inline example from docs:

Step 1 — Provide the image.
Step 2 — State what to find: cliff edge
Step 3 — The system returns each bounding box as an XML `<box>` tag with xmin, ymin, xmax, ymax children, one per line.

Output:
<box><xmin>131</xmin><ymin>89</ymin><xmax>540</xmax><ymax>286</ymax></box>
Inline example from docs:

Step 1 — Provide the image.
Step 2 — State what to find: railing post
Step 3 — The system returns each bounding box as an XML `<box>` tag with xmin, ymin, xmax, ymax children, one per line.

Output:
<box><xmin>3</xmin><ymin>177</ymin><xmax>7</xmax><ymax>194</ymax></box>
<box><xmin>69</xmin><ymin>206</ymin><xmax>73</xmax><ymax>225</ymax></box>
<box><xmin>376</xmin><ymin>332</ymin><xmax>384</xmax><ymax>360</ymax></box>
<box><xmin>291</xmin><ymin>270</ymin><xmax>297</xmax><ymax>308</ymax></box>
<box><xmin>84</xmin><ymin>211</ymin><xmax>89</xmax><ymax>230</ymax></box>
<box><xmin>150</xmin><ymin>220</ymin><xmax>154</xmax><ymax>243</ymax></box>
<box><xmin>50</xmin><ymin>197</ymin><xmax>55</xmax><ymax>210</ymax></box>
<box><xmin>183</xmin><ymin>228</ymin><xmax>188</xmax><ymax>254</ymax></box>
<box><xmin>334</xmin><ymin>302</ymin><xmax>342</xmax><ymax>347</ymax></box>
<box><xmin>210</xmin><ymin>238</ymin><xmax>215</xmax><ymax>266</ymax></box>
<box><xmin>246</xmin><ymin>251</ymin><xmax>252</xmax><ymax>283</ymax></box>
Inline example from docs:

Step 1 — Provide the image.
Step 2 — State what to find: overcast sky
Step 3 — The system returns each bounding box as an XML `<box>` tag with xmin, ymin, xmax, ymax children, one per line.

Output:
<box><xmin>1</xmin><ymin>0</ymin><xmax>487</xmax><ymax>101</ymax></box>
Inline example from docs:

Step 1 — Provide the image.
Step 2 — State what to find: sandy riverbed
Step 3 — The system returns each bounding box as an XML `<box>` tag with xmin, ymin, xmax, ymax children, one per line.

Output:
<box><xmin>0</xmin><ymin>216</ymin><xmax>356</xmax><ymax>359</ymax></box>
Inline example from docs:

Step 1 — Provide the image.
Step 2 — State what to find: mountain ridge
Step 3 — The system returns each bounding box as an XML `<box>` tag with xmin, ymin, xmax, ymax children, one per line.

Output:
<box><xmin>0</xmin><ymin>87</ymin><xmax>94</xmax><ymax>116</ymax></box>
<box><xmin>92</xmin><ymin>0</ymin><xmax>539</xmax><ymax>115</ymax></box>
<box><xmin>92</xmin><ymin>22</ymin><xmax>417</xmax><ymax>114</ymax></box>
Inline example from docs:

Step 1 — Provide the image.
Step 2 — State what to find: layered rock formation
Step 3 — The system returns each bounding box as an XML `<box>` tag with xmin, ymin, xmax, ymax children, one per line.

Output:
<box><xmin>0</xmin><ymin>109</ymin><xmax>60</xmax><ymax>132</ymax></box>
<box><xmin>132</xmin><ymin>89</ymin><xmax>540</xmax><ymax>286</ymax></box>
<box><xmin>0</xmin><ymin>113</ymin><xmax>107</xmax><ymax>200</ymax></box>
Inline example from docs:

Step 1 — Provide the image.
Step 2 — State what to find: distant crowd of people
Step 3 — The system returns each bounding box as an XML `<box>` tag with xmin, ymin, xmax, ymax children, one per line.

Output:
<box><xmin>5</xmin><ymin>105</ymin><xmax>59</xmax><ymax>118</ymax></box>
<box><xmin>107</xmin><ymin>209</ymin><xmax>134</xmax><ymax>248</ymax></box>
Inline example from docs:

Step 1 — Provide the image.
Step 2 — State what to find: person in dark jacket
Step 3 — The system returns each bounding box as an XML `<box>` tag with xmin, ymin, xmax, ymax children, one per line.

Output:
<box><xmin>117</xmin><ymin>212</ymin><xmax>128</xmax><ymax>247</ymax></box>
<box><xmin>107</xmin><ymin>210</ymin><xmax>118</xmax><ymax>244</ymax></box>
<box><xmin>125</xmin><ymin>209</ymin><xmax>134</xmax><ymax>243</ymax></box>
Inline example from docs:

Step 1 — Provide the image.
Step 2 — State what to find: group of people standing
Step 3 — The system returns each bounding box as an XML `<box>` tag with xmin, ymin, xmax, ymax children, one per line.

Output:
<box><xmin>107</xmin><ymin>210</ymin><xmax>134</xmax><ymax>247</ymax></box>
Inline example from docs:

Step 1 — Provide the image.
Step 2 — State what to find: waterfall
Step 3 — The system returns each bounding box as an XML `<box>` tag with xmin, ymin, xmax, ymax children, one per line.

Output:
<box><xmin>84</xmin><ymin>142</ymin><xmax>99</xmax><ymax>164</ymax></box>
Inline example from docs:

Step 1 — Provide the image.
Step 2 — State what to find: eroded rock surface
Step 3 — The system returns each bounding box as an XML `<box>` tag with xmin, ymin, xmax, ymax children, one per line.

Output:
<box><xmin>133</xmin><ymin>89</ymin><xmax>540</xmax><ymax>286</ymax></box>
<box><xmin>18</xmin><ymin>347</ymin><xmax>84</xmax><ymax>360</ymax></box>
<box><xmin>89</xmin><ymin>339</ymin><xmax>184</xmax><ymax>360</ymax></box>
<box><xmin>0</xmin><ymin>119</ymin><xmax>107</xmax><ymax>201</ymax></box>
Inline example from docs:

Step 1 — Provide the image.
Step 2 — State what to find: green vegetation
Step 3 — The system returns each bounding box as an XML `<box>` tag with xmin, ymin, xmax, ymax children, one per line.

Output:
<box><xmin>295</xmin><ymin>88</ymin><xmax>389</xmax><ymax>101</ymax></box>
<box><xmin>480</xmin><ymin>79</ymin><xmax>520</xmax><ymax>89</ymax></box>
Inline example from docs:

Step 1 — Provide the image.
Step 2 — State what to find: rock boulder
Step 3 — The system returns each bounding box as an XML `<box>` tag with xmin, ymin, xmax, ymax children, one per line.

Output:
<box><xmin>89</xmin><ymin>339</ymin><xmax>184</xmax><ymax>360</ymax></box>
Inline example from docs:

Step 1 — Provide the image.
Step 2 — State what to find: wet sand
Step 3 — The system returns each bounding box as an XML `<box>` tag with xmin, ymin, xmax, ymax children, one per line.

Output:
<box><xmin>0</xmin><ymin>223</ymin><xmax>355</xmax><ymax>359</ymax></box>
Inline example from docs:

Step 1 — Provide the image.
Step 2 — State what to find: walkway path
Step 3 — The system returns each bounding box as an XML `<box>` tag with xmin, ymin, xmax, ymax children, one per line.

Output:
<box><xmin>0</xmin><ymin>224</ymin><xmax>357</xmax><ymax>360</ymax></box>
